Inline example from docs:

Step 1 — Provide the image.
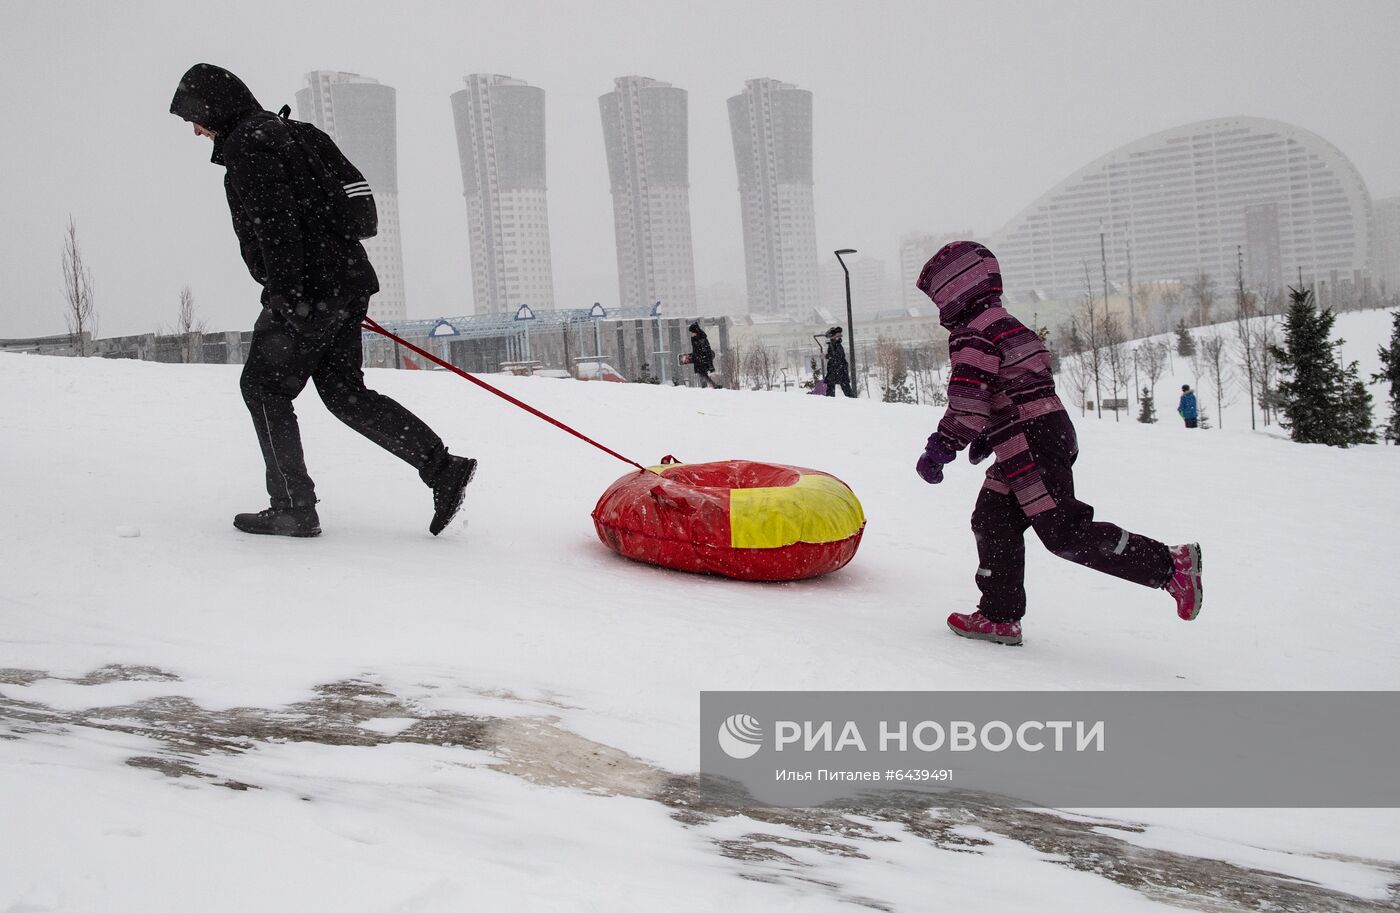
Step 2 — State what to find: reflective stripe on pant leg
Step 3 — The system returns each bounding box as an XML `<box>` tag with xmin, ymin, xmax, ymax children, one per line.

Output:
<box><xmin>971</xmin><ymin>485</ymin><xmax>1031</xmax><ymax>622</ymax></box>
<box><xmin>261</xmin><ymin>403</ymin><xmax>293</xmax><ymax>506</ymax></box>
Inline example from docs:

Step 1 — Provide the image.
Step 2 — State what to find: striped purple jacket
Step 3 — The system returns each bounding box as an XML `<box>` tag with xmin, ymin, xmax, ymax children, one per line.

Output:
<box><xmin>917</xmin><ymin>242</ymin><xmax>1064</xmax><ymax>454</ymax></box>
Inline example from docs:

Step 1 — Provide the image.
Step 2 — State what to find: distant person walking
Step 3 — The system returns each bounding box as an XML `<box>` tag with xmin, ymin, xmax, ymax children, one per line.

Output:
<box><xmin>913</xmin><ymin>241</ymin><xmax>1203</xmax><ymax>646</ymax></box>
<box><xmin>170</xmin><ymin>63</ymin><xmax>476</xmax><ymax>538</ymax></box>
<box><xmin>687</xmin><ymin>322</ymin><xmax>721</xmax><ymax>388</ymax></box>
<box><xmin>1178</xmin><ymin>385</ymin><xmax>1199</xmax><ymax>428</ymax></box>
<box><xmin>822</xmin><ymin>326</ymin><xmax>856</xmax><ymax>398</ymax></box>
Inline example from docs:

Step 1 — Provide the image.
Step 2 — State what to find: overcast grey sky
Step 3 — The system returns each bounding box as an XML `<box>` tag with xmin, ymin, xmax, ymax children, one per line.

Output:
<box><xmin>2</xmin><ymin>0</ymin><xmax>1396</xmax><ymax>338</ymax></box>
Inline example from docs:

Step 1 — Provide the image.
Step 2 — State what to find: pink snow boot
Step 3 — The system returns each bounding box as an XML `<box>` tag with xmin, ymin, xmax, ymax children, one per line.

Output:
<box><xmin>947</xmin><ymin>611</ymin><xmax>1023</xmax><ymax>646</ymax></box>
<box><xmin>1164</xmin><ymin>543</ymin><xmax>1203</xmax><ymax>620</ymax></box>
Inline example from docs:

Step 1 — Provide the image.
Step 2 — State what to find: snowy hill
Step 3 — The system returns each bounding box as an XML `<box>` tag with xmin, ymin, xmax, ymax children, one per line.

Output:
<box><xmin>2</xmin><ymin>308</ymin><xmax>1398</xmax><ymax>913</ymax></box>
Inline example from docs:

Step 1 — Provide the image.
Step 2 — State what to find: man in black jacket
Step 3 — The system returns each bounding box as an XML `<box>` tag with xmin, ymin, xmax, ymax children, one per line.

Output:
<box><xmin>170</xmin><ymin>63</ymin><xmax>476</xmax><ymax>538</ymax></box>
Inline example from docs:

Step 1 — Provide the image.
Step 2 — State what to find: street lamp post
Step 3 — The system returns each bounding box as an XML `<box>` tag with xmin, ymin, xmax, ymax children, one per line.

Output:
<box><xmin>834</xmin><ymin>249</ymin><xmax>858</xmax><ymax>396</ymax></box>
<box><xmin>589</xmin><ymin>302</ymin><xmax>606</xmax><ymax>359</ymax></box>
<box><xmin>1133</xmin><ymin>346</ymin><xmax>1140</xmax><ymax>407</ymax></box>
<box><xmin>650</xmin><ymin>300</ymin><xmax>669</xmax><ymax>385</ymax></box>
<box><xmin>1099</xmin><ymin>221</ymin><xmax>1110</xmax><ymax>335</ymax></box>
<box><xmin>514</xmin><ymin>303</ymin><xmax>536</xmax><ymax>361</ymax></box>
<box><xmin>1125</xmin><ymin>237</ymin><xmax>1138</xmax><ymax>339</ymax></box>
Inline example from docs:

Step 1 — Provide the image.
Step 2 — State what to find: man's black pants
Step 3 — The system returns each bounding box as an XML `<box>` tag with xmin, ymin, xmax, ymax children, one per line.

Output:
<box><xmin>239</xmin><ymin>300</ymin><xmax>448</xmax><ymax>509</ymax></box>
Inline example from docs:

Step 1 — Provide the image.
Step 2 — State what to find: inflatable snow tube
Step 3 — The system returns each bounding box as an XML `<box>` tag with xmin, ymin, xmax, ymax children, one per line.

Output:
<box><xmin>592</xmin><ymin>460</ymin><xmax>866</xmax><ymax>581</ymax></box>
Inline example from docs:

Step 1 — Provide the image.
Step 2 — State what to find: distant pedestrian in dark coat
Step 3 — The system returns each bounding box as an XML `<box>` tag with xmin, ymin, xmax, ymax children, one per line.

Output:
<box><xmin>823</xmin><ymin>326</ymin><xmax>855</xmax><ymax>398</ymax></box>
<box><xmin>170</xmin><ymin>63</ymin><xmax>476</xmax><ymax>538</ymax></box>
<box><xmin>1178</xmin><ymin>385</ymin><xmax>1199</xmax><ymax>428</ymax></box>
<box><xmin>687</xmin><ymin>323</ymin><xmax>721</xmax><ymax>388</ymax></box>
<box><xmin>912</xmin><ymin>241</ymin><xmax>1203</xmax><ymax>646</ymax></box>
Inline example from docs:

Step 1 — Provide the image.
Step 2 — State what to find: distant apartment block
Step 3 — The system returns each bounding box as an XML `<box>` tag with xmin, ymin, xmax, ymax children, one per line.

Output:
<box><xmin>728</xmin><ymin>78</ymin><xmax>819</xmax><ymax>320</ymax></box>
<box><xmin>1373</xmin><ymin>196</ymin><xmax>1400</xmax><ymax>296</ymax></box>
<box><xmin>819</xmin><ymin>260</ymin><xmax>845</xmax><ymax>318</ymax></box>
<box><xmin>1244</xmin><ymin>203</ymin><xmax>1284</xmax><ymax>296</ymax></box>
<box><xmin>696</xmin><ymin>281</ymin><xmax>746</xmax><ymax>318</ymax></box>
<box><xmin>818</xmin><ymin>255</ymin><xmax>891</xmax><ymax>319</ymax></box>
<box><xmin>990</xmin><ymin>117</ymin><xmax>1374</xmax><ymax>304</ymax></box>
<box><xmin>451</xmin><ymin>74</ymin><xmax>556</xmax><ymax>316</ymax></box>
<box><xmin>296</xmin><ymin>70</ymin><xmax>407</xmax><ymax>322</ymax></box>
<box><xmin>898</xmin><ymin>231</ymin><xmax>979</xmax><ymax>311</ymax></box>
<box><xmin>599</xmin><ymin>76</ymin><xmax>697</xmax><ymax>313</ymax></box>
<box><xmin>850</xmin><ymin>256</ymin><xmax>893</xmax><ymax>316</ymax></box>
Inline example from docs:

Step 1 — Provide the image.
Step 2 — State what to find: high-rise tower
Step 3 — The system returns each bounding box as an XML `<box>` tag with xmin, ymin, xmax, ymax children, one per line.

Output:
<box><xmin>296</xmin><ymin>71</ymin><xmax>406</xmax><ymax>322</ymax></box>
<box><xmin>450</xmin><ymin>74</ymin><xmax>555</xmax><ymax>316</ymax></box>
<box><xmin>728</xmin><ymin>78</ymin><xmax>819</xmax><ymax>319</ymax></box>
<box><xmin>599</xmin><ymin>76</ymin><xmax>697</xmax><ymax>313</ymax></box>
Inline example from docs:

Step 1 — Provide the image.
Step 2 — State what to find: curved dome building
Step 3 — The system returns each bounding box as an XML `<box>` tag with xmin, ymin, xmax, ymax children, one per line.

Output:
<box><xmin>990</xmin><ymin>117</ymin><xmax>1373</xmax><ymax>305</ymax></box>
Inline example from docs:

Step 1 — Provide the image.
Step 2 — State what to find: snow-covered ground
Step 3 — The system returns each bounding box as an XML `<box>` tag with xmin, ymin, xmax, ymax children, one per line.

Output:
<box><xmin>2</xmin><ymin>309</ymin><xmax>1397</xmax><ymax>912</ymax></box>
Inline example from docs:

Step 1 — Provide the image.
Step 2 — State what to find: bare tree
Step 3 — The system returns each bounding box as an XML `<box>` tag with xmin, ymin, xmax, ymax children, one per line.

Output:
<box><xmin>1073</xmin><ymin>261</ymin><xmax>1106</xmax><ymax>417</ymax></box>
<box><xmin>1137</xmin><ymin>339</ymin><xmax>1169</xmax><ymax>404</ymax></box>
<box><xmin>1230</xmin><ymin>257</ymin><xmax>1261</xmax><ymax>430</ymax></box>
<box><xmin>1198</xmin><ymin>330</ymin><xmax>1234</xmax><ymax>429</ymax></box>
<box><xmin>1133</xmin><ymin>283</ymin><xmax>1155</xmax><ymax>336</ymax></box>
<box><xmin>61</xmin><ymin>215</ymin><xmax>97</xmax><ymax>355</ymax></box>
<box><xmin>1102</xmin><ymin>313</ymin><xmax>1132</xmax><ymax>422</ymax></box>
<box><xmin>1257</xmin><ymin>285</ymin><xmax>1285</xmax><ymax>318</ymax></box>
<box><xmin>175</xmin><ymin>284</ymin><xmax>206</xmax><ymax>363</ymax></box>
<box><xmin>1158</xmin><ymin>285</ymin><xmax>1184</xmax><ymax>335</ymax></box>
<box><xmin>1188</xmin><ymin>272</ymin><xmax>1217</xmax><ymax>328</ymax></box>
<box><xmin>905</xmin><ymin>325</ymin><xmax>947</xmax><ymax>405</ymax></box>
<box><xmin>1252</xmin><ymin>317</ymin><xmax>1281</xmax><ymax>427</ymax></box>
<box><xmin>742</xmin><ymin>343</ymin><xmax>779</xmax><ymax>391</ymax></box>
<box><xmin>1056</xmin><ymin>322</ymin><xmax>1092</xmax><ymax>416</ymax></box>
<box><xmin>732</xmin><ymin>341</ymin><xmax>754</xmax><ymax>389</ymax></box>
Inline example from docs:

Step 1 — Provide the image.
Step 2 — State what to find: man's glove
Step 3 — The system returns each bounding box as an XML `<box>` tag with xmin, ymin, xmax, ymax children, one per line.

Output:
<box><xmin>916</xmin><ymin>435</ymin><xmax>958</xmax><ymax>485</ymax></box>
<box><xmin>968</xmin><ymin>435</ymin><xmax>994</xmax><ymax>466</ymax></box>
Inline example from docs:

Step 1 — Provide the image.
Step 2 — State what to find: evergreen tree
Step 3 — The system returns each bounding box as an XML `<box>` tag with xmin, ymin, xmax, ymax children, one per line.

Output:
<box><xmin>1175</xmin><ymin>320</ymin><xmax>1196</xmax><ymax>357</ymax></box>
<box><xmin>1137</xmin><ymin>386</ymin><xmax>1157</xmax><ymax>424</ymax></box>
<box><xmin>1374</xmin><ymin>309</ymin><xmax>1400</xmax><ymax>444</ymax></box>
<box><xmin>1270</xmin><ymin>286</ymin><xmax>1376</xmax><ymax>447</ymax></box>
<box><xmin>882</xmin><ymin>364</ymin><xmax>915</xmax><ymax>404</ymax></box>
<box><xmin>1338</xmin><ymin>365</ymin><xmax>1378</xmax><ymax>446</ymax></box>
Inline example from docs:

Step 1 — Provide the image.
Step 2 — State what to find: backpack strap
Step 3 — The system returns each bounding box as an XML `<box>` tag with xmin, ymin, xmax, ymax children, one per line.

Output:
<box><xmin>277</xmin><ymin>104</ymin><xmax>291</xmax><ymax>119</ymax></box>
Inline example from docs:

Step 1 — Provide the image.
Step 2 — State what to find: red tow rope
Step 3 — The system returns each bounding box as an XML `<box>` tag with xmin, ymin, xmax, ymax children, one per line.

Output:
<box><xmin>361</xmin><ymin>317</ymin><xmax>648</xmax><ymax>473</ymax></box>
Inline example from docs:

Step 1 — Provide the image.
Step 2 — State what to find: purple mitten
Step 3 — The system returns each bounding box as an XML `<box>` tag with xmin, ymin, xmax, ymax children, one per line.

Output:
<box><xmin>916</xmin><ymin>451</ymin><xmax>945</xmax><ymax>484</ymax></box>
<box><xmin>916</xmin><ymin>435</ymin><xmax>957</xmax><ymax>484</ymax></box>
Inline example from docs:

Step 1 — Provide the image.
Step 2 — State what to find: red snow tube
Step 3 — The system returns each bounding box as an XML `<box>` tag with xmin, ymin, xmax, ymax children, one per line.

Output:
<box><xmin>592</xmin><ymin>459</ymin><xmax>866</xmax><ymax>581</ymax></box>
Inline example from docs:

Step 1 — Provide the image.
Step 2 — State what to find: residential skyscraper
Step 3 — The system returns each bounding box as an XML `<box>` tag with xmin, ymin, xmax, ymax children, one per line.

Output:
<box><xmin>296</xmin><ymin>71</ymin><xmax>407</xmax><ymax>322</ymax></box>
<box><xmin>450</xmin><ymin>74</ymin><xmax>555</xmax><ymax>316</ymax></box>
<box><xmin>728</xmin><ymin>78</ymin><xmax>819</xmax><ymax>320</ymax></box>
<box><xmin>599</xmin><ymin>76</ymin><xmax>696</xmax><ymax>313</ymax></box>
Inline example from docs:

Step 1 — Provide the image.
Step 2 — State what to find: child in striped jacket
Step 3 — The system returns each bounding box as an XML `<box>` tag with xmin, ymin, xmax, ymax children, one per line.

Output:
<box><xmin>914</xmin><ymin>241</ymin><xmax>1202</xmax><ymax>646</ymax></box>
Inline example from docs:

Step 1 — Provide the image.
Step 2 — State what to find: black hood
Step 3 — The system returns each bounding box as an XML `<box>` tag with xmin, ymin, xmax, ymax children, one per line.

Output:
<box><xmin>170</xmin><ymin>63</ymin><xmax>262</xmax><ymax>137</ymax></box>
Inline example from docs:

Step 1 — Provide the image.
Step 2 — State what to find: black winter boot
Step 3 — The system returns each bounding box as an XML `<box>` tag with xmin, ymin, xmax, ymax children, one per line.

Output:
<box><xmin>429</xmin><ymin>456</ymin><xmax>477</xmax><ymax>536</ymax></box>
<box><xmin>233</xmin><ymin>506</ymin><xmax>322</xmax><ymax>538</ymax></box>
